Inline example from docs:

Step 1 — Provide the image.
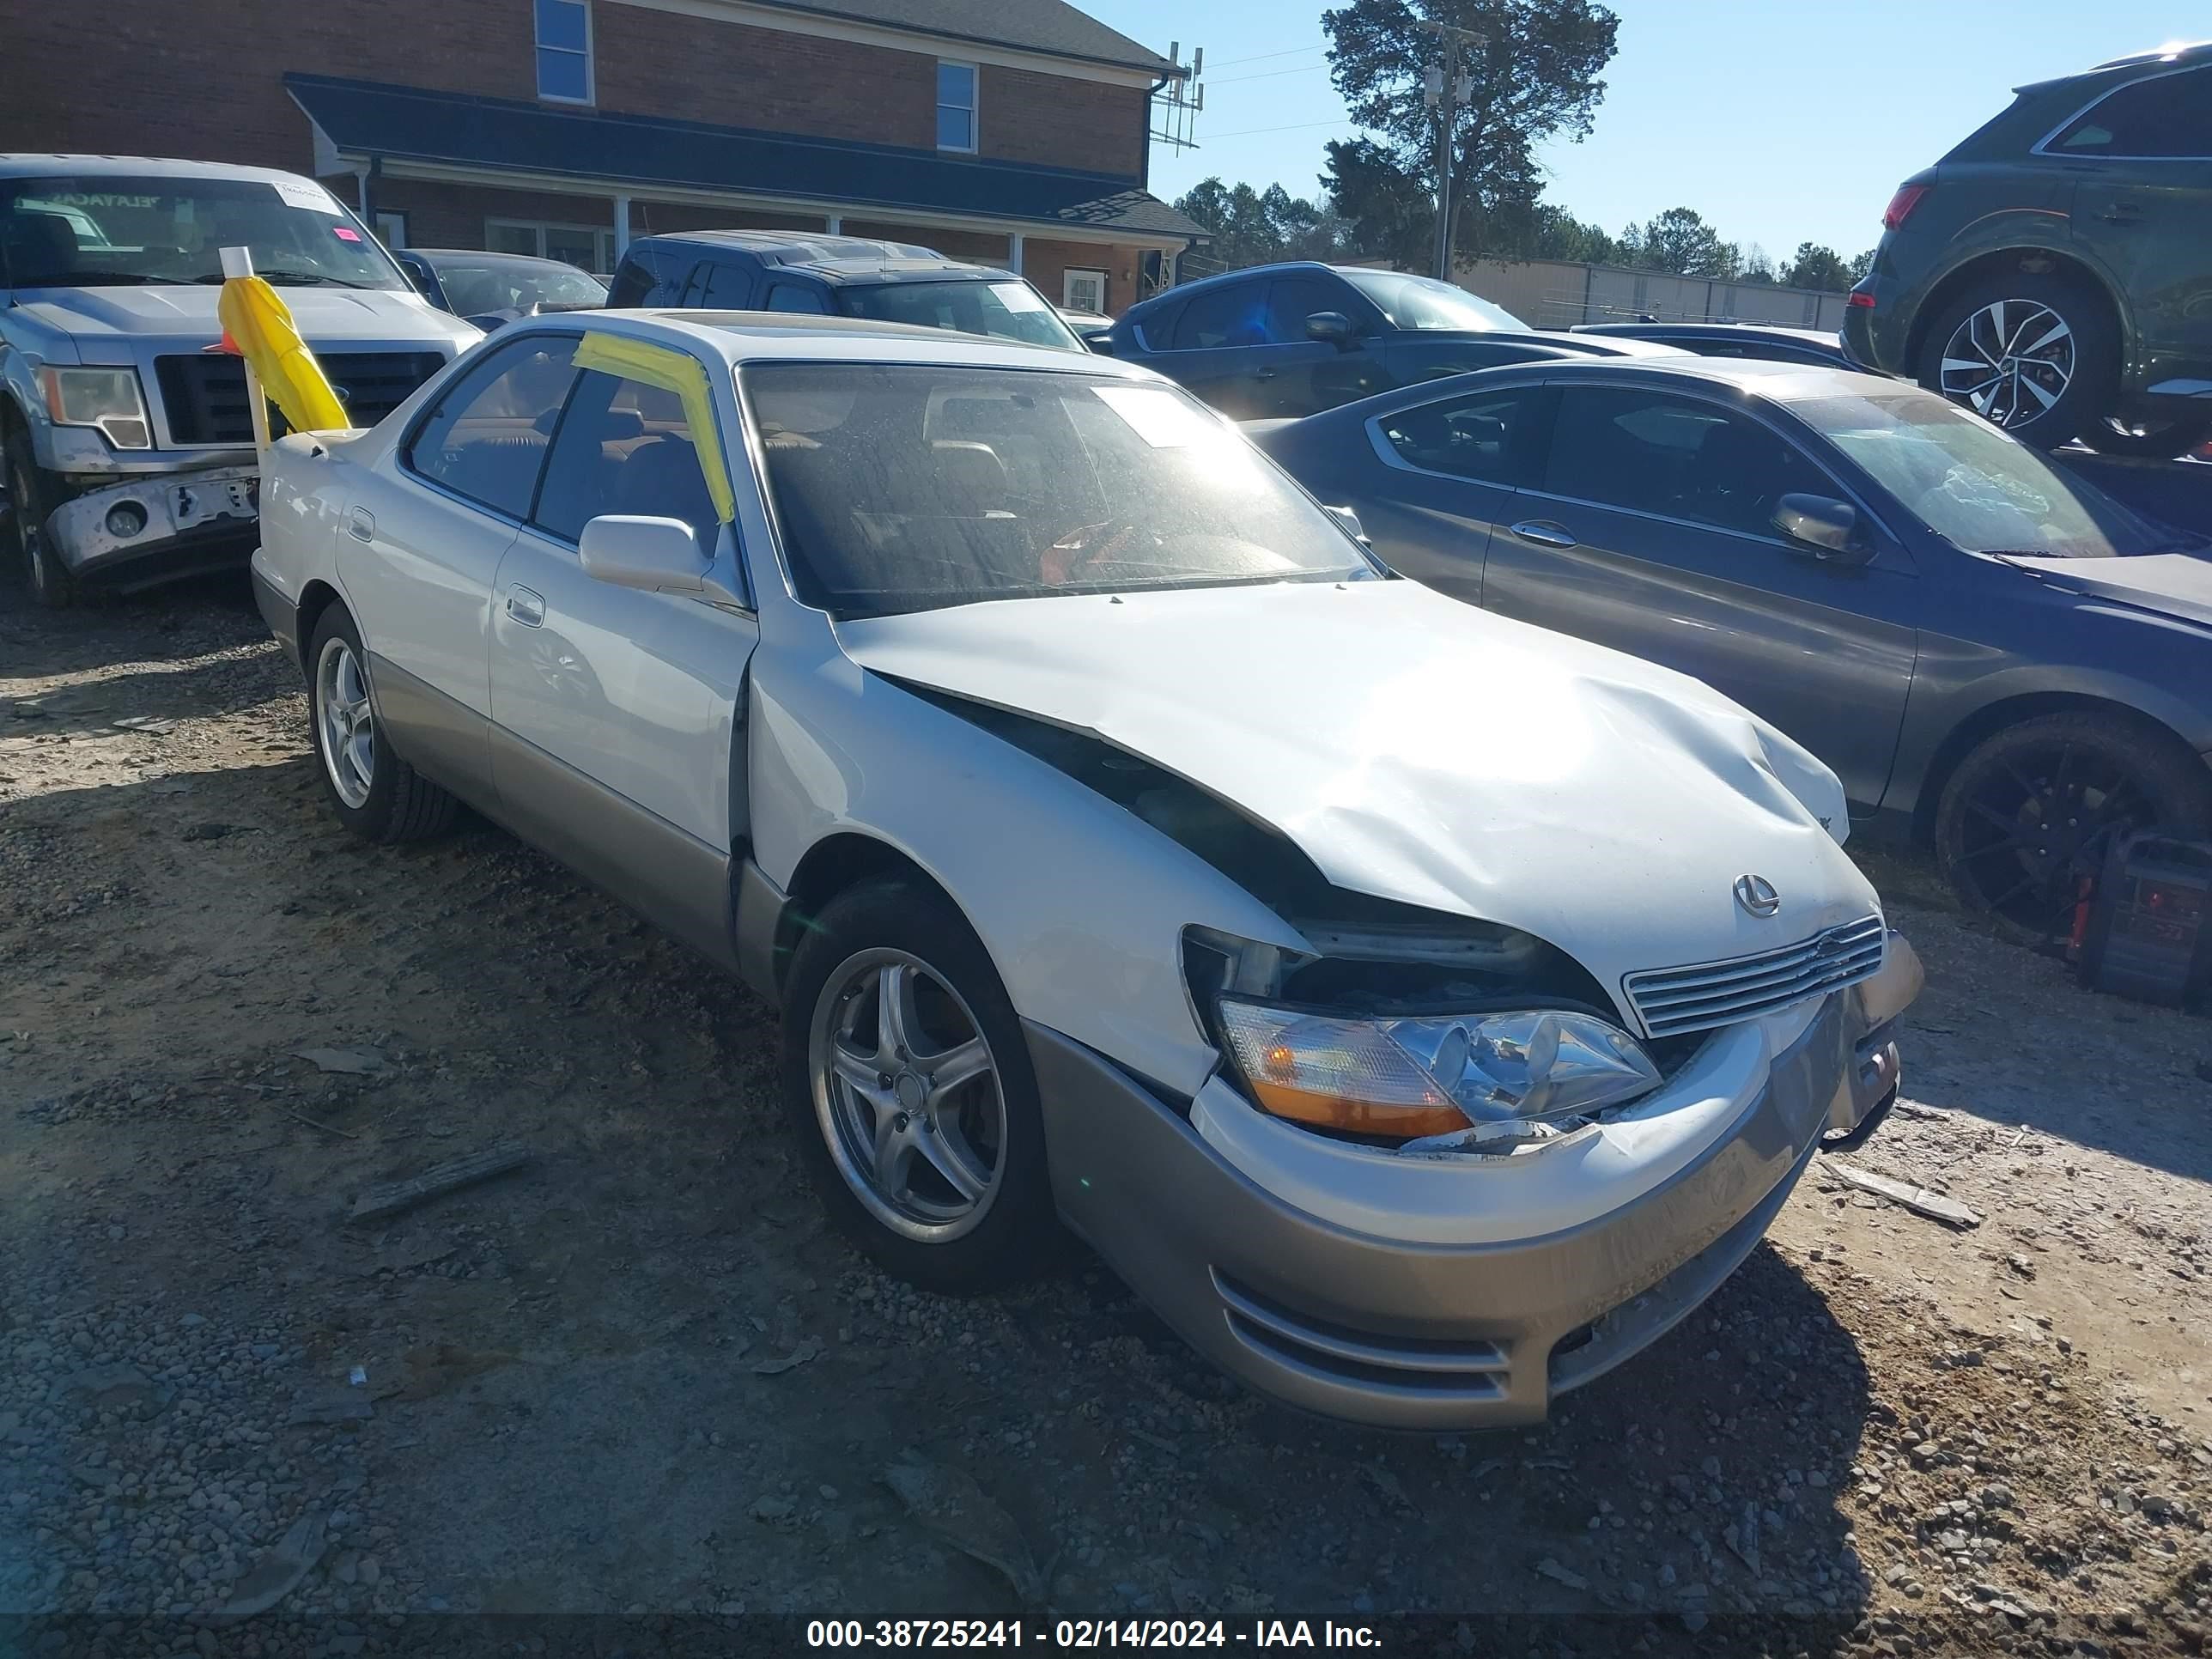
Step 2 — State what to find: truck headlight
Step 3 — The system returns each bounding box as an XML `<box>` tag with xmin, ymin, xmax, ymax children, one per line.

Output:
<box><xmin>39</xmin><ymin>367</ymin><xmax>152</xmax><ymax>451</ymax></box>
<box><xmin>1215</xmin><ymin>999</ymin><xmax>1661</xmax><ymax>1144</ymax></box>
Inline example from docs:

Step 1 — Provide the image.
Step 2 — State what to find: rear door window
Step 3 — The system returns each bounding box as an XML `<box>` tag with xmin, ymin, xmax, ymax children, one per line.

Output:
<box><xmin>1376</xmin><ymin>386</ymin><xmax>1548</xmax><ymax>484</ymax></box>
<box><xmin>764</xmin><ymin>282</ymin><xmax>828</xmax><ymax>313</ymax></box>
<box><xmin>2052</xmin><ymin>65</ymin><xmax>2212</xmax><ymax>158</ymax></box>
<box><xmin>403</xmin><ymin>335</ymin><xmax>581</xmax><ymax>518</ymax></box>
<box><xmin>1170</xmin><ymin>282</ymin><xmax>1268</xmax><ymax>349</ymax></box>
<box><xmin>697</xmin><ymin>260</ymin><xmax>753</xmax><ymax>307</ymax></box>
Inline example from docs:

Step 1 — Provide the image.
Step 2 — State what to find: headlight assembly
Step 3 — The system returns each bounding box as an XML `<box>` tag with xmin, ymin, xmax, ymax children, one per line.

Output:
<box><xmin>39</xmin><ymin>367</ymin><xmax>153</xmax><ymax>451</ymax></box>
<box><xmin>1215</xmin><ymin>998</ymin><xmax>1661</xmax><ymax>1147</ymax></box>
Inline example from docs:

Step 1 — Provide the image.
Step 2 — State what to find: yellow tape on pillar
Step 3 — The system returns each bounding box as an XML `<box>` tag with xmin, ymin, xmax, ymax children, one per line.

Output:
<box><xmin>216</xmin><ymin>276</ymin><xmax>352</xmax><ymax>435</ymax></box>
<box><xmin>572</xmin><ymin>333</ymin><xmax>737</xmax><ymax>525</ymax></box>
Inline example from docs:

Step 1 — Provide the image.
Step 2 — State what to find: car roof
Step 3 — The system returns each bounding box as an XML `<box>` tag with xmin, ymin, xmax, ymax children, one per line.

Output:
<box><xmin>1488</xmin><ymin>355</ymin><xmax>1893</xmax><ymax>401</ymax></box>
<box><xmin>2083</xmin><ymin>38</ymin><xmax>2212</xmax><ymax>72</ymax></box>
<box><xmin>627</xmin><ymin>228</ymin><xmax>1017</xmax><ymax>284</ymax></box>
<box><xmin>531</xmin><ymin>307</ymin><xmax>1152</xmax><ymax>376</ymax></box>
<box><xmin>0</xmin><ymin>154</ymin><xmax>336</xmax><ymax>185</ymax></box>
<box><xmin>1574</xmin><ymin>322</ymin><xmax>1840</xmax><ymax>348</ymax></box>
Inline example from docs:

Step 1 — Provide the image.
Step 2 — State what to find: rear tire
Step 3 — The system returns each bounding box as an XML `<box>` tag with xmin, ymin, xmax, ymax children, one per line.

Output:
<box><xmin>781</xmin><ymin>878</ymin><xmax>1058</xmax><ymax>1293</ymax></box>
<box><xmin>2075</xmin><ymin>414</ymin><xmax>2212</xmax><ymax>460</ymax></box>
<box><xmin>1916</xmin><ymin>270</ymin><xmax>2118</xmax><ymax>451</ymax></box>
<box><xmin>306</xmin><ymin>606</ymin><xmax>458</xmax><ymax>843</ymax></box>
<box><xmin>4</xmin><ymin>430</ymin><xmax>78</xmax><ymax>610</ymax></box>
<box><xmin>1934</xmin><ymin>711</ymin><xmax>2212</xmax><ymax>947</ymax></box>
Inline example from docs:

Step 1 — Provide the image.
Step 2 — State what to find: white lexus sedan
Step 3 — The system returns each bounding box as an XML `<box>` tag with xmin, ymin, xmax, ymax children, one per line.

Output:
<box><xmin>251</xmin><ymin>309</ymin><xmax>1920</xmax><ymax>1429</ymax></box>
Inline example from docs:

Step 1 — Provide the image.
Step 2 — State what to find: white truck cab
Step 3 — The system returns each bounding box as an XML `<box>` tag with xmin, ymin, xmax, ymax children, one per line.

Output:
<box><xmin>0</xmin><ymin>155</ymin><xmax>480</xmax><ymax>606</ymax></box>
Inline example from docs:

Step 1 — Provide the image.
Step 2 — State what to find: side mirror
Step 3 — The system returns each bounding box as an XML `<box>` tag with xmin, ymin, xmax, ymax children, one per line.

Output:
<box><xmin>1324</xmin><ymin>504</ymin><xmax>1371</xmax><ymax>545</ymax></box>
<box><xmin>579</xmin><ymin>515</ymin><xmax>745</xmax><ymax>605</ymax></box>
<box><xmin>1305</xmin><ymin>311</ymin><xmax>1354</xmax><ymax>349</ymax></box>
<box><xmin>1772</xmin><ymin>493</ymin><xmax>1869</xmax><ymax>562</ymax></box>
<box><xmin>1082</xmin><ymin>330</ymin><xmax>1115</xmax><ymax>355</ymax></box>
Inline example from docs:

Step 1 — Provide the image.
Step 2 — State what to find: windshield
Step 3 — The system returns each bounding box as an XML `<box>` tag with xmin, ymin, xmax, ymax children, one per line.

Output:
<box><xmin>1340</xmin><ymin>269</ymin><xmax>1525</xmax><ymax>331</ymax></box>
<box><xmin>0</xmin><ymin>174</ymin><xmax>409</xmax><ymax>291</ymax></box>
<box><xmin>743</xmin><ymin>363</ymin><xmax>1377</xmax><ymax>617</ymax></box>
<box><xmin>428</xmin><ymin>255</ymin><xmax>607</xmax><ymax>316</ymax></box>
<box><xmin>1796</xmin><ymin>390</ymin><xmax>2189</xmax><ymax>558</ymax></box>
<box><xmin>834</xmin><ymin>279</ymin><xmax>1085</xmax><ymax>350</ymax></box>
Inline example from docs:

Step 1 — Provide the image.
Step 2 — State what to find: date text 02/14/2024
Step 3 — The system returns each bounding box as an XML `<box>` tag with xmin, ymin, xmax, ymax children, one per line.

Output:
<box><xmin>805</xmin><ymin>1620</ymin><xmax>1384</xmax><ymax>1649</ymax></box>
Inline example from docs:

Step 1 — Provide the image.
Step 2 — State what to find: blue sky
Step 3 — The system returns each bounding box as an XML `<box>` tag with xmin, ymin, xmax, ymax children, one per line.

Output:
<box><xmin>1097</xmin><ymin>0</ymin><xmax>2205</xmax><ymax>262</ymax></box>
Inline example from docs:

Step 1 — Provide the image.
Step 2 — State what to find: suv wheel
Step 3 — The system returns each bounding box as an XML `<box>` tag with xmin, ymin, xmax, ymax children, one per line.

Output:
<box><xmin>1916</xmin><ymin>271</ymin><xmax>2118</xmax><ymax>450</ymax></box>
<box><xmin>3</xmin><ymin>431</ymin><xmax>78</xmax><ymax>609</ymax></box>
<box><xmin>2075</xmin><ymin>414</ymin><xmax>2212</xmax><ymax>461</ymax></box>
<box><xmin>1934</xmin><ymin>711</ymin><xmax>2212</xmax><ymax>947</ymax></box>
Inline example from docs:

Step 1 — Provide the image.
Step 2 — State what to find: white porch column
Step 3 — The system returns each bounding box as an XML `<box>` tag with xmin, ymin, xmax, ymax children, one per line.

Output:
<box><xmin>824</xmin><ymin>215</ymin><xmax>843</xmax><ymax>234</ymax></box>
<box><xmin>612</xmin><ymin>193</ymin><xmax>632</xmax><ymax>260</ymax></box>
<box><xmin>1006</xmin><ymin>232</ymin><xmax>1024</xmax><ymax>274</ymax></box>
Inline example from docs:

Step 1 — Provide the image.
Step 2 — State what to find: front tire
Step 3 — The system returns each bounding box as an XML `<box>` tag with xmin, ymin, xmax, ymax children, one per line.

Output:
<box><xmin>1916</xmin><ymin>271</ymin><xmax>2118</xmax><ymax>451</ymax></box>
<box><xmin>4</xmin><ymin>430</ymin><xmax>78</xmax><ymax>610</ymax></box>
<box><xmin>781</xmin><ymin>878</ymin><xmax>1057</xmax><ymax>1292</ymax></box>
<box><xmin>1935</xmin><ymin>711</ymin><xmax>2212</xmax><ymax>947</ymax></box>
<box><xmin>306</xmin><ymin>607</ymin><xmax>457</xmax><ymax>842</ymax></box>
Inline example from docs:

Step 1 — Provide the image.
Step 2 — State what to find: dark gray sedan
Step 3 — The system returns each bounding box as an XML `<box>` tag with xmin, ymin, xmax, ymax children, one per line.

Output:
<box><xmin>1253</xmin><ymin>357</ymin><xmax>2212</xmax><ymax>941</ymax></box>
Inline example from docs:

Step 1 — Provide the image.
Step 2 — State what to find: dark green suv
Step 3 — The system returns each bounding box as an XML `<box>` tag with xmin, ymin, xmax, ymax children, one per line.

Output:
<box><xmin>1844</xmin><ymin>41</ymin><xmax>2212</xmax><ymax>457</ymax></box>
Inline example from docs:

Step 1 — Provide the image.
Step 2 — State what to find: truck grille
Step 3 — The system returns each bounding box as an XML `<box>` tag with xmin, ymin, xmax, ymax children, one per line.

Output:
<box><xmin>1624</xmin><ymin>915</ymin><xmax>1886</xmax><ymax>1038</ymax></box>
<box><xmin>155</xmin><ymin>352</ymin><xmax>444</xmax><ymax>445</ymax></box>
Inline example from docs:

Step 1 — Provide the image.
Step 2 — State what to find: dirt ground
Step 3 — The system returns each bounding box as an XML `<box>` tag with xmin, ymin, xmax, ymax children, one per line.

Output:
<box><xmin>3</xmin><ymin>574</ymin><xmax>2209</xmax><ymax>1658</ymax></box>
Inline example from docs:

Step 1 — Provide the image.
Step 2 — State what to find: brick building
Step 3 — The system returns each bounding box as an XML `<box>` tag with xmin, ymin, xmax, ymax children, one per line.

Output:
<box><xmin>3</xmin><ymin>0</ymin><xmax>1202</xmax><ymax>314</ymax></box>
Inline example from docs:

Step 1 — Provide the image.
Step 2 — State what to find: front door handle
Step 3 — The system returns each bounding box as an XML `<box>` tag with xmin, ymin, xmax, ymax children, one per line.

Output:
<box><xmin>2098</xmin><ymin>205</ymin><xmax>2142</xmax><ymax>224</ymax></box>
<box><xmin>506</xmin><ymin>586</ymin><xmax>545</xmax><ymax>629</ymax></box>
<box><xmin>1510</xmin><ymin>520</ymin><xmax>1578</xmax><ymax>550</ymax></box>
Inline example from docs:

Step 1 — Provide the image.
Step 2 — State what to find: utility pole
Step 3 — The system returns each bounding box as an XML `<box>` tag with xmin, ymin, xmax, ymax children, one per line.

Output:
<box><xmin>1418</xmin><ymin>20</ymin><xmax>1481</xmax><ymax>283</ymax></box>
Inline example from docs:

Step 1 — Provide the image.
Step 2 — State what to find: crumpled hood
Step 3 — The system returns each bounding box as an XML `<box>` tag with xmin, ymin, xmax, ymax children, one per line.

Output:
<box><xmin>835</xmin><ymin>580</ymin><xmax>1881</xmax><ymax>1001</ymax></box>
<box><xmin>1996</xmin><ymin>552</ymin><xmax>2212</xmax><ymax>629</ymax></box>
<box><xmin>11</xmin><ymin>284</ymin><xmax>477</xmax><ymax>353</ymax></box>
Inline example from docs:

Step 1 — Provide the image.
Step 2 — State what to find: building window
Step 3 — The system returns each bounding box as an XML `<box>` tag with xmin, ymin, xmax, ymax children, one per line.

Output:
<box><xmin>937</xmin><ymin>61</ymin><xmax>977</xmax><ymax>152</ymax></box>
<box><xmin>374</xmin><ymin>210</ymin><xmax>409</xmax><ymax>250</ymax></box>
<box><xmin>536</xmin><ymin>0</ymin><xmax>593</xmax><ymax>105</ymax></box>
<box><xmin>1062</xmin><ymin>268</ymin><xmax>1107</xmax><ymax>315</ymax></box>
<box><xmin>486</xmin><ymin>218</ymin><xmax>617</xmax><ymax>273</ymax></box>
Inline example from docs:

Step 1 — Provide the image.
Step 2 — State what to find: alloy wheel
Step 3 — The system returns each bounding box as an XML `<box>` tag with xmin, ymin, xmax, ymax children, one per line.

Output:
<box><xmin>8</xmin><ymin>454</ymin><xmax>48</xmax><ymax>599</ymax></box>
<box><xmin>314</xmin><ymin>635</ymin><xmax>377</xmax><ymax>809</ymax></box>
<box><xmin>1949</xmin><ymin>738</ymin><xmax>2148</xmax><ymax>939</ymax></box>
<box><xmin>809</xmin><ymin>948</ymin><xmax>1006</xmax><ymax>1243</ymax></box>
<box><xmin>1937</xmin><ymin>300</ymin><xmax>2074</xmax><ymax>429</ymax></box>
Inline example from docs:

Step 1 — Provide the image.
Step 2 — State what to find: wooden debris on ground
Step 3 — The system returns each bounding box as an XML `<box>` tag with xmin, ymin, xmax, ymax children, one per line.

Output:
<box><xmin>349</xmin><ymin>1143</ymin><xmax>531</xmax><ymax>1223</ymax></box>
<box><xmin>1822</xmin><ymin>1159</ymin><xmax>1983</xmax><ymax>1228</ymax></box>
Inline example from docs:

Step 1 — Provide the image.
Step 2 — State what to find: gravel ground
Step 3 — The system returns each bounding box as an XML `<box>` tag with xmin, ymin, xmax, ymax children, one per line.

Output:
<box><xmin>2</xmin><ymin>574</ymin><xmax>2209</xmax><ymax>1658</ymax></box>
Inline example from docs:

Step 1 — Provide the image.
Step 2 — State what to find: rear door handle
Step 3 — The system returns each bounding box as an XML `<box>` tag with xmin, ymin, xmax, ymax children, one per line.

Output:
<box><xmin>347</xmin><ymin>507</ymin><xmax>374</xmax><ymax>543</ymax></box>
<box><xmin>1254</xmin><ymin>367</ymin><xmax>1279</xmax><ymax>381</ymax></box>
<box><xmin>1510</xmin><ymin>520</ymin><xmax>1578</xmax><ymax>550</ymax></box>
<box><xmin>506</xmin><ymin>586</ymin><xmax>545</xmax><ymax>629</ymax></box>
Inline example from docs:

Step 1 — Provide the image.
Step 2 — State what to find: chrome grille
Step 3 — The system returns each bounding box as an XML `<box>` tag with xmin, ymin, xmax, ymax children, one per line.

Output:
<box><xmin>1625</xmin><ymin>915</ymin><xmax>1885</xmax><ymax>1038</ymax></box>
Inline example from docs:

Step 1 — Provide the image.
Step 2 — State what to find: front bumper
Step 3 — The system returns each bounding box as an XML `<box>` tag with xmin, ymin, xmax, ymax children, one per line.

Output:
<box><xmin>1032</xmin><ymin>935</ymin><xmax>1919</xmax><ymax>1430</ymax></box>
<box><xmin>44</xmin><ymin>465</ymin><xmax>259</xmax><ymax>588</ymax></box>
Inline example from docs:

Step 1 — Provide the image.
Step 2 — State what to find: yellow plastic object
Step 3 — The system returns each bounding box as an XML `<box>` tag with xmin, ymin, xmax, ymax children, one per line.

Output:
<box><xmin>216</xmin><ymin>276</ymin><xmax>352</xmax><ymax>435</ymax></box>
<box><xmin>573</xmin><ymin>333</ymin><xmax>737</xmax><ymax>524</ymax></box>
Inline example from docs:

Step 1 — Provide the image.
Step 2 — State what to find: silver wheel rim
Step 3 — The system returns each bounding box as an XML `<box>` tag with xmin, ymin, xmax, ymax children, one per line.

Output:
<box><xmin>314</xmin><ymin>635</ymin><xmax>376</xmax><ymax>810</ymax></box>
<box><xmin>809</xmin><ymin>947</ymin><xmax>1006</xmax><ymax>1243</ymax></box>
<box><xmin>1938</xmin><ymin>300</ymin><xmax>2073</xmax><ymax>428</ymax></box>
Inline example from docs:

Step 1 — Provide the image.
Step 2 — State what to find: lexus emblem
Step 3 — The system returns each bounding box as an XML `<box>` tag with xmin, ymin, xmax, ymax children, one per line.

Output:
<box><xmin>1734</xmin><ymin>874</ymin><xmax>1782</xmax><ymax>917</ymax></box>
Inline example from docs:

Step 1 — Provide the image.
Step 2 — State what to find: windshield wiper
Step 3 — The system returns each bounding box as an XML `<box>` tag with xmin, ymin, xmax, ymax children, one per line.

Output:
<box><xmin>191</xmin><ymin>270</ymin><xmax>377</xmax><ymax>289</ymax></box>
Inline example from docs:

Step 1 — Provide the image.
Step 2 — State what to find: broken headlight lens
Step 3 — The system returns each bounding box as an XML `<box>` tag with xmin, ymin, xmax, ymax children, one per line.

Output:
<box><xmin>39</xmin><ymin>367</ymin><xmax>152</xmax><ymax>451</ymax></box>
<box><xmin>1215</xmin><ymin>1000</ymin><xmax>1661</xmax><ymax>1144</ymax></box>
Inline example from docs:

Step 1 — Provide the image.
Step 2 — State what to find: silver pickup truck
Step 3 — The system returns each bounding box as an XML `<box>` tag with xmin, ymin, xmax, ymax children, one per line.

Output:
<box><xmin>1</xmin><ymin>155</ymin><xmax>480</xmax><ymax>607</ymax></box>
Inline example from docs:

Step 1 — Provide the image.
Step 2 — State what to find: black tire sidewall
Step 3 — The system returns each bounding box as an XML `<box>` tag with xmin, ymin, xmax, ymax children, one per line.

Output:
<box><xmin>1935</xmin><ymin>712</ymin><xmax>2212</xmax><ymax>943</ymax></box>
<box><xmin>779</xmin><ymin>878</ymin><xmax>1057</xmax><ymax>1292</ymax></box>
<box><xmin>2075</xmin><ymin>415</ymin><xmax>2212</xmax><ymax>461</ymax></box>
<box><xmin>1916</xmin><ymin>271</ymin><xmax>2118</xmax><ymax>450</ymax></box>
<box><xmin>4</xmin><ymin>431</ymin><xmax>74</xmax><ymax>608</ymax></box>
<box><xmin>306</xmin><ymin>607</ymin><xmax>405</xmax><ymax>838</ymax></box>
